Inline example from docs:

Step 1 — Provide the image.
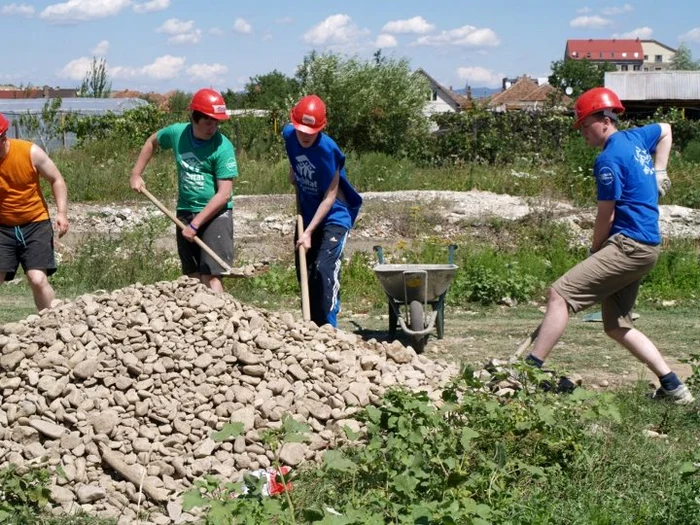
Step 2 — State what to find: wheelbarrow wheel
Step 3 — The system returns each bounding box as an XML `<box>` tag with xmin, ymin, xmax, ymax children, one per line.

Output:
<box><xmin>409</xmin><ymin>300</ymin><xmax>427</xmax><ymax>353</ymax></box>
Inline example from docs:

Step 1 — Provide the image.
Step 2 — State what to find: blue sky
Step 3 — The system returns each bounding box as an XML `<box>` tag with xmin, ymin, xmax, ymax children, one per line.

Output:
<box><xmin>1</xmin><ymin>0</ymin><xmax>699</xmax><ymax>93</ymax></box>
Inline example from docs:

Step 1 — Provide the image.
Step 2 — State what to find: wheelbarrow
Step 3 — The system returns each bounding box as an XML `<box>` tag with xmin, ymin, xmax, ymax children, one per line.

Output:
<box><xmin>373</xmin><ymin>245</ymin><xmax>459</xmax><ymax>353</ymax></box>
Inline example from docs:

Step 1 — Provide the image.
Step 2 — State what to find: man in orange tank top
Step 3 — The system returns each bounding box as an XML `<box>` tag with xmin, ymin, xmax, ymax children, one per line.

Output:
<box><xmin>0</xmin><ymin>113</ymin><xmax>69</xmax><ymax>311</ymax></box>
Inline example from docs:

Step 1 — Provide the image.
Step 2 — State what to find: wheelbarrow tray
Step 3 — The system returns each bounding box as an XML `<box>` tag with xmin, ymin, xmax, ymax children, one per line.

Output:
<box><xmin>373</xmin><ymin>263</ymin><xmax>458</xmax><ymax>304</ymax></box>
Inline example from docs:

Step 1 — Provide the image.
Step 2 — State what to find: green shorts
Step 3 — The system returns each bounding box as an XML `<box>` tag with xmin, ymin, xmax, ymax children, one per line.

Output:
<box><xmin>552</xmin><ymin>234</ymin><xmax>659</xmax><ymax>330</ymax></box>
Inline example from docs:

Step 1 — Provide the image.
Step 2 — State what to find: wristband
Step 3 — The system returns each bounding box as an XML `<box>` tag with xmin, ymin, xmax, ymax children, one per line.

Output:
<box><xmin>189</xmin><ymin>223</ymin><xmax>198</xmax><ymax>232</ymax></box>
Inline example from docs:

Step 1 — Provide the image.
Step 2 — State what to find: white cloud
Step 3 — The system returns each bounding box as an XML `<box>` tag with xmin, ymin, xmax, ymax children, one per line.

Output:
<box><xmin>302</xmin><ymin>14</ymin><xmax>370</xmax><ymax>48</ymax></box>
<box><xmin>375</xmin><ymin>34</ymin><xmax>398</xmax><ymax>48</ymax></box>
<box><xmin>209</xmin><ymin>27</ymin><xmax>224</xmax><ymax>36</ymax></box>
<box><xmin>234</xmin><ymin>18</ymin><xmax>252</xmax><ymax>34</ymax></box>
<box><xmin>133</xmin><ymin>0</ymin><xmax>169</xmax><ymax>13</ymax></box>
<box><xmin>92</xmin><ymin>40</ymin><xmax>110</xmax><ymax>56</ymax></box>
<box><xmin>157</xmin><ymin>18</ymin><xmax>201</xmax><ymax>45</ymax></box>
<box><xmin>111</xmin><ymin>55</ymin><xmax>186</xmax><ymax>80</ymax></box>
<box><xmin>40</xmin><ymin>0</ymin><xmax>131</xmax><ymax>23</ymax></box>
<box><xmin>1</xmin><ymin>3</ymin><xmax>35</xmax><ymax>16</ymax></box>
<box><xmin>456</xmin><ymin>66</ymin><xmax>504</xmax><ymax>88</ymax></box>
<box><xmin>186</xmin><ymin>63</ymin><xmax>228</xmax><ymax>83</ymax></box>
<box><xmin>275</xmin><ymin>16</ymin><xmax>293</xmax><ymax>25</ymax></box>
<box><xmin>168</xmin><ymin>30</ymin><xmax>201</xmax><ymax>45</ymax></box>
<box><xmin>414</xmin><ymin>25</ymin><xmax>500</xmax><ymax>47</ymax></box>
<box><xmin>381</xmin><ymin>16</ymin><xmax>434</xmax><ymax>34</ymax></box>
<box><xmin>680</xmin><ymin>28</ymin><xmax>700</xmax><ymax>43</ymax></box>
<box><xmin>601</xmin><ymin>3</ymin><xmax>633</xmax><ymax>15</ymax></box>
<box><xmin>613</xmin><ymin>27</ymin><xmax>653</xmax><ymax>39</ymax></box>
<box><xmin>569</xmin><ymin>16</ymin><xmax>612</xmax><ymax>29</ymax></box>
<box><xmin>58</xmin><ymin>57</ymin><xmax>94</xmax><ymax>80</ymax></box>
<box><xmin>157</xmin><ymin>18</ymin><xmax>194</xmax><ymax>34</ymax></box>
<box><xmin>577</xmin><ymin>7</ymin><xmax>592</xmax><ymax>14</ymax></box>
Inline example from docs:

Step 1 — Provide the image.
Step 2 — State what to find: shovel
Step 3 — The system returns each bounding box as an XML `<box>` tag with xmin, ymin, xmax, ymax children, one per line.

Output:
<box><xmin>140</xmin><ymin>187</ymin><xmax>267</xmax><ymax>278</ymax></box>
<box><xmin>296</xmin><ymin>214</ymin><xmax>311</xmax><ymax>322</ymax></box>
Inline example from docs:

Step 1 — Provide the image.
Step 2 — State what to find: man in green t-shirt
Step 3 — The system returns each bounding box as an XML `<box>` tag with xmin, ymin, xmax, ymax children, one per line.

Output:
<box><xmin>130</xmin><ymin>88</ymin><xmax>238</xmax><ymax>293</ymax></box>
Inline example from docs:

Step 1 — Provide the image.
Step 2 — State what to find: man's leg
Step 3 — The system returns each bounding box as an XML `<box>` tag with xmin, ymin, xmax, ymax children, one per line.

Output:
<box><xmin>200</xmin><ymin>274</ymin><xmax>224</xmax><ymax>294</ymax></box>
<box><xmin>529</xmin><ymin>287</ymin><xmax>570</xmax><ymax>361</ymax></box>
<box><xmin>197</xmin><ymin>210</ymin><xmax>233</xmax><ymax>295</ymax></box>
<box><xmin>18</xmin><ymin>221</ymin><xmax>57</xmax><ymax>311</ymax></box>
<box><xmin>309</xmin><ymin>225</ymin><xmax>348</xmax><ymax>327</ymax></box>
<box><xmin>25</xmin><ymin>268</ymin><xmax>55</xmax><ymax>311</ymax></box>
<box><xmin>606</xmin><ymin>327</ymin><xmax>671</xmax><ymax>376</ymax></box>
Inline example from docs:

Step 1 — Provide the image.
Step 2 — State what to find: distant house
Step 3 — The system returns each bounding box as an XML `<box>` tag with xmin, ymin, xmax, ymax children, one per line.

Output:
<box><xmin>486</xmin><ymin>76</ymin><xmax>566</xmax><ymax>112</ymax></box>
<box><xmin>414</xmin><ymin>68</ymin><xmax>472</xmax><ymax>118</ymax></box>
<box><xmin>564</xmin><ymin>39</ymin><xmax>677</xmax><ymax>72</ymax></box>
<box><xmin>0</xmin><ymin>86</ymin><xmax>78</xmax><ymax>99</ymax></box>
<box><xmin>640</xmin><ymin>40</ymin><xmax>677</xmax><ymax>71</ymax></box>
<box><xmin>605</xmin><ymin>71</ymin><xmax>700</xmax><ymax>118</ymax></box>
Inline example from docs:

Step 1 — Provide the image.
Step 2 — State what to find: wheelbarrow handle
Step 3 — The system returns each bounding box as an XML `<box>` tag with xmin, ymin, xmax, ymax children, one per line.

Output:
<box><xmin>373</xmin><ymin>245</ymin><xmax>385</xmax><ymax>264</ymax></box>
<box><xmin>139</xmin><ymin>187</ymin><xmax>234</xmax><ymax>274</ymax></box>
<box><xmin>448</xmin><ymin>244</ymin><xmax>458</xmax><ymax>265</ymax></box>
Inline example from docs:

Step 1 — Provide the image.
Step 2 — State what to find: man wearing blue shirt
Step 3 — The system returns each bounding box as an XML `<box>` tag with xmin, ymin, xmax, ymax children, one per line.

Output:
<box><xmin>283</xmin><ymin>95</ymin><xmax>362</xmax><ymax>327</ymax></box>
<box><xmin>525</xmin><ymin>87</ymin><xmax>693</xmax><ymax>405</ymax></box>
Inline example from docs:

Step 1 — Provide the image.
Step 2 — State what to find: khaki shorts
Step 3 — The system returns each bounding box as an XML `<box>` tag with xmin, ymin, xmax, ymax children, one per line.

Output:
<box><xmin>552</xmin><ymin>234</ymin><xmax>659</xmax><ymax>330</ymax></box>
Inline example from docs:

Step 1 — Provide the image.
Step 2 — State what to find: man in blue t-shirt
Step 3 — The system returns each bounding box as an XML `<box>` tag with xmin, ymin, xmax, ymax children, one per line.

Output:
<box><xmin>283</xmin><ymin>94</ymin><xmax>362</xmax><ymax>327</ymax></box>
<box><xmin>524</xmin><ymin>87</ymin><xmax>693</xmax><ymax>405</ymax></box>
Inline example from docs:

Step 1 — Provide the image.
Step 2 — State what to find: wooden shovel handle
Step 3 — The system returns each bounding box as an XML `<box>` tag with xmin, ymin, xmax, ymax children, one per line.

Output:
<box><xmin>297</xmin><ymin>215</ymin><xmax>311</xmax><ymax>322</ymax></box>
<box><xmin>139</xmin><ymin>186</ymin><xmax>233</xmax><ymax>274</ymax></box>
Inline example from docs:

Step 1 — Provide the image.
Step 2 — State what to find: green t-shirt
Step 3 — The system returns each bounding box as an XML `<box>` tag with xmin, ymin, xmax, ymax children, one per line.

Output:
<box><xmin>157</xmin><ymin>123</ymin><xmax>238</xmax><ymax>212</ymax></box>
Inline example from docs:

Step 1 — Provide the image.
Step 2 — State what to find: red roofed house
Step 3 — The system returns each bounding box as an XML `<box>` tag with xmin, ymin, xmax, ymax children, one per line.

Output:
<box><xmin>565</xmin><ymin>39</ymin><xmax>677</xmax><ymax>72</ymax></box>
<box><xmin>565</xmin><ymin>39</ymin><xmax>644</xmax><ymax>71</ymax></box>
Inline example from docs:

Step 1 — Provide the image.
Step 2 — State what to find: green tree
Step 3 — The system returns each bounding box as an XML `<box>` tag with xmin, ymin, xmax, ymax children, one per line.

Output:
<box><xmin>670</xmin><ymin>42</ymin><xmax>700</xmax><ymax>70</ymax></box>
<box><xmin>17</xmin><ymin>97</ymin><xmax>64</xmax><ymax>151</ymax></box>
<box><xmin>548</xmin><ymin>59</ymin><xmax>617</xmax><ymax>98</ymax></box>
<box><xmin>78</xmin><ymin>57</ymin><xmax>112</xmax><ymax>98</ymax></box>
<box><xmin>293</xmin><ymin>51</ymin><xmax>430</xmax><ymax>155</ymax></box>
<box><xmin>242</xmin><ymin>70</ymin><xmax>299</xmax><ymax>110</ymax></box>
<box><xmin>167</xmin><ymin>90</ymin><xmax>192</xmax><ymax>114</ymax></box>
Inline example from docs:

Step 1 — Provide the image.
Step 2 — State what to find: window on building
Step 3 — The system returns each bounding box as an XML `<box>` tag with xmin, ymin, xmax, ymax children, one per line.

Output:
<box><xmin>654</xmin><ymin>67</ymin><xmax>662</xmax><ymax>70</ymax></box>
<box><xmin>633</xmin><ymin>65</ymin><xmax>641</xmax><ymax>71</ymax></box>
<box><xmin>430</xmin><ymin>90</ymin><xmax>438</xmax><ymax>101</ymax></box>
<box><xmin>622</xmin><ymin>52</ymin><xmax>627</xmax><ymax>57</ymax></box>
<box><xmin>586</xmin><ymin>52</ymin><xmax>591</xmax><ymax>58</ymax></box>
<box><xmin>644</xmin><ymin>54</ymin><xmax>649</xmax><ymax>61</ymax></box>
<box><xmin>644</xmin><ymin>66</ymin><xmax>649</xmax><ymax>71</ymax></box>
<box><xmin>655</xmin><ymin>55</ymin><xmax>663</xmax><ymax>62</ymax></box>
<box><xmin>621</xmin><ymin>65</ymin><xmax>628</xmax><ymax>71</ymax></box>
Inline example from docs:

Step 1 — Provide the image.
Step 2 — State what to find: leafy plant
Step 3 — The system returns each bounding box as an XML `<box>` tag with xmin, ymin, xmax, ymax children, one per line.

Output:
<box><xmin>0</xmin><ymin>463</ymin><xmax>51</xmax><ymax>524</ymax></box>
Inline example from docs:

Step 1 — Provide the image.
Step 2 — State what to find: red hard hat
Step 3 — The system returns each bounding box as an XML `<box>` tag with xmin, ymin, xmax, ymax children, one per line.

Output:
<box><xmin>189</xmin><ymin>88</ymin><xmax>229</xmax><ymax>121</ymax></box>
<box><xmin>290</xmin><ymin>95</ymin><xmax>327</xmax><ymax>134</ymax></box>
<box><xmin>573</xmin><ymin>87</ymin><xmax>624</xmax><ymax>128</ymax></box>
<box><xmin>0</xmin><ymin>113</ymin><xmax>9</xmax><ymax>135</ymax></box>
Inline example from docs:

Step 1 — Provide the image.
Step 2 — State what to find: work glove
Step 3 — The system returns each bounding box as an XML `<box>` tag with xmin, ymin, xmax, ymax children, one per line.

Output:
<box><xmin>656</xmin><ymin>169</ymin><xmax>671</xmax><ymax>197</ymax></box>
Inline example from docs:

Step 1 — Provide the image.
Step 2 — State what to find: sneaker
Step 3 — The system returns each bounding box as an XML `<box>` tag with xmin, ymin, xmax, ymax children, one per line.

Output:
<box><xmin>651</xmin><ymin>384</ymin><xmax>695</xmax><ymax>406</ymax></box>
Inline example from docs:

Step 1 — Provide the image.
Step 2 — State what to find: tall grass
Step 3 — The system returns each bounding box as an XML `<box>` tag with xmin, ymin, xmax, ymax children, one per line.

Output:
<box><xmin>47</xmin><ymin>138</ymin><xmax>700</xmax><ymax>208</ymax></box>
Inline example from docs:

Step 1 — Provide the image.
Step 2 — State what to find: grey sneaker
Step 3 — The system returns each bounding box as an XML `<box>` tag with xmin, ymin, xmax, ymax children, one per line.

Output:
<box><xmin>651</xmin><ymin>384</ymin><xmax>695</xmax><ymax>406</ymax></box>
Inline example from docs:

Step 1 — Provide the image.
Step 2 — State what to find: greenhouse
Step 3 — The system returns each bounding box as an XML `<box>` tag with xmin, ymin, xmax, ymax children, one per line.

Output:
<box><xmin>0</xmin><ymin>97</ymin><xmax>148</xmax><ymax>150</ymax></box>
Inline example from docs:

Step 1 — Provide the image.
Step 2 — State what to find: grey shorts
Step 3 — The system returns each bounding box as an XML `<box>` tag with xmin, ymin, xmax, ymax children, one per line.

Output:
<box><xmin>552</xmin><ymin>234</ymin><xmax>659</xmax><ymax>330</ymax></box>
<box><xmin>176</xmin><ymin>209</ymin><xmax>233</xmax><ymax>276</ymax></box>
<box><xmin>0</xmin><ymin>220</ymin><xmax>56</xmax><ymax>281</ymax></box>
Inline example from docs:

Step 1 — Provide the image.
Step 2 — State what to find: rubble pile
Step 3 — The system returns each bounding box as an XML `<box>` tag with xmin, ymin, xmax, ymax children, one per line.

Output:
<box><xmin>0</xmin><ymin>277</ymin><xmax>458</xmax><ymax>524</ymax></box>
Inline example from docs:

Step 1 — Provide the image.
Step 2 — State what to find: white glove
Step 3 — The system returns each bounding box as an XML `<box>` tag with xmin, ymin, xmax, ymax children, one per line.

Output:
<box><xmin>656</xmin><ymin>169</ymin><xmax>671</xmax><ymax>197</ymax></box>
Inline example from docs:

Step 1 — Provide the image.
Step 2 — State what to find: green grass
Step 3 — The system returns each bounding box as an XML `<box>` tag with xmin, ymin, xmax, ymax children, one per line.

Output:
<box><xmin>47</xmin><ymin>138</ymin><xmax>700</xmax><ymax>207</ymax></box>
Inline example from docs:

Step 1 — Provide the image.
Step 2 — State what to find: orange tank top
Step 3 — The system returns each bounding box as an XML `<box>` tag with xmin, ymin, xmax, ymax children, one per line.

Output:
<box><xmin>0</xmin><ymin>139</ymin><xmax>49</xmax><ymax>226</ymax></box>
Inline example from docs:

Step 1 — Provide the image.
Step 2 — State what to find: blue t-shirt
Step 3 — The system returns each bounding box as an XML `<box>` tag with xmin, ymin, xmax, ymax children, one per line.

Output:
<box><xmin>594</xmin><ymin>123</ymin><xmax>661</xmax><ymax>245</ymax></box>
<box><xmin>282</xmin><ymin>123</ymin><xmax>362</xmax><ymax>229</ymax></box>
